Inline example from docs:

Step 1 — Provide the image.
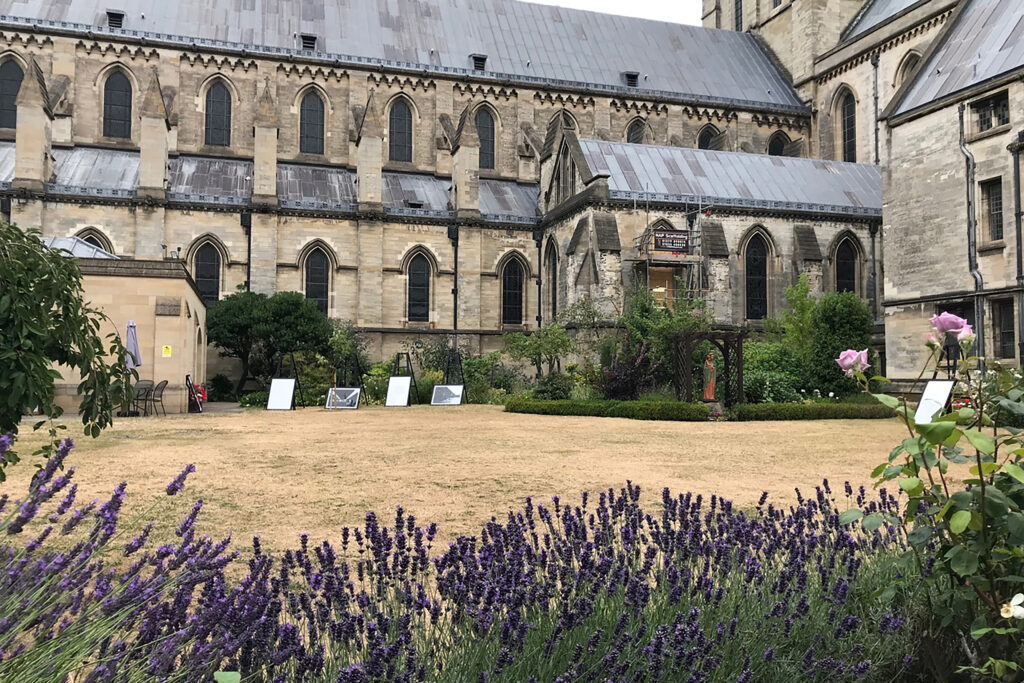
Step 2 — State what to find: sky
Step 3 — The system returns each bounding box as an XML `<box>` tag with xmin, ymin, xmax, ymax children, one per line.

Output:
<box><xmin>526</xmin><ymin>0</ymin><xmax>702</xmax><ymax>26</ymax></box>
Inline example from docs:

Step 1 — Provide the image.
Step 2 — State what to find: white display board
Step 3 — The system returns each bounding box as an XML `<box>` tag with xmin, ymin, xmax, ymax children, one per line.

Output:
<box><xmin>325</xmin><ymin>388</ymin><xmax>361</xmax><ymax>410</ymax></box>
<box><xmin>914</xmin><ymin>379</ymin><xmax>955</xmax><ymax>424</ymax></box>
<box><xmin>431</xmin><ymin>385</ymin><xmax>464</xmax><ymax>406</ymax></box>
<box><xmin>266</xmin><ymin>378</ymin><xmax>296</xmax><ymax>410</ymax></box>
<box><xmin>385</xmin><ymin>376</ymin><xmax>412</xmax><ymax>407</ymax></box>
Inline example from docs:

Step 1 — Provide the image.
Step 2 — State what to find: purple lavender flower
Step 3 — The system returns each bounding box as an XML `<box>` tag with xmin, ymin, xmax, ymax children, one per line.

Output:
<box><xmin>166</xmin><ymin>464</ymin><xmax>196</xmax><ymax>496</ymax></box>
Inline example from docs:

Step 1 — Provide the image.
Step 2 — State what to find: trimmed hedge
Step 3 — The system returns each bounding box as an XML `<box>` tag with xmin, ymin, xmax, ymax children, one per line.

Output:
<box><xmin>505</xmin><ymin>397</ymin><xmax>709</xmax><ymax>421</ymax></box>
<box><xmin>730</xmin><ymin>402</ymin><xmax>895</xmax><ymax>421</ymax></box>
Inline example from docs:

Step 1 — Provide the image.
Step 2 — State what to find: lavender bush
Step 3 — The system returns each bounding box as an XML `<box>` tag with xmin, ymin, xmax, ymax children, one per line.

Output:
<box><xmin>1</xmin><ymin>432</ymin><xmax>925</xmax><ymax>681</ymax></box>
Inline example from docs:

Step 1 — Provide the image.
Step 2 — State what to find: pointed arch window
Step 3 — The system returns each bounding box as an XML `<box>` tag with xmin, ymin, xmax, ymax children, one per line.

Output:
<box><xmin>627</xmin><ymin>119</ymin><xmax>645</xmax><ymax>144</ymax></box>
<box><xmin>697</xmin><ymin>125</ymin><xmax>718</xmax><ymax>150</ymax></box>
<box><xmin>389</xmin><ymin>98</ymin><xmax>413</xmax><ymax>163</ymax></box>
<box><xmin>767</xmin><ymin>131</ymin><xmax>790</xmax><ymax>156</ymax></box>
<box><xmin>745</xmin><ymin>234</ymin><xmax>768</xmax><ymax>320</ymax></box>
<box><xmin>299</xmin><ymin>90</ymin><xmax>325</xmax><ymax>155</ymax></box>
<box><xmin>836</xmin><ymin>238</ymin><xmax>858</xmax><ymax>293</ymax></box>
<box><xmin>205</xmin><ymin>81</ymin><xmax>232</xmax><ymax>147</ymax></box>
<box><xmin>82</xmin><ymin>234</ymin><xmax>104</xmax><ymax>249</ymax></box>
<box><xmin>304</xmin><ymin>248</ymin><xmax>329</xmax><ymax>314</ymax></box>
<box><xmin>0</xmin><ymin>60</ymin><xmax>23</xmax><ymax>129</ymax></box>
<box><xmin>408</xmin><ymin>253</ymin><xmax>430</xmax><ymax>322</ymax></box>
<box><xmin>476</xmin><ymin>107</ymin><xmax>495</xmax><ymax>170</ymax></box>
<box><xmin>502</xmin><ymin>258</ymin><xmax>525</xmax><ymax>325</ymax></box>
<box><xmin>840</xmin><ymin>90</ymin><xmax>856</xmax><ymax>162</ymax></box>
<box><xmin>545</xmin><ymin>241</ymin><xmax>558</xmax><ymax>321</ymax></box>
<box><xmin>896</xmin><ymin>52</ymin><xmax>921</xmax><ymax>88</ymax></box>
<box><xmin>194</xmin><ymin>243</ymin><xmax>221</xmax><ymax>307</ymax></box>
<box><xmin>103</xmin><ymin>70</ymin><xmax>132</xmax><ymax>139</ymax></box>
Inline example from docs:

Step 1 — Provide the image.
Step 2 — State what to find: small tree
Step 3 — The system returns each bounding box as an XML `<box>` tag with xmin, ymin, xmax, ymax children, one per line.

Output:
<box><xmin>503</xmin><ymin>324</ymin><xmax>575</xmax><ymax>377</ymax></box>
<box><xmin>252</xmin><ymin>291</ymin><xmax>333</xmax><ymax>371</ymax></box>
<box><xmin>0</xmin><ymin>222</ymin><xmax>131</xmax><ymax>480</ymax></box>
<box><xmin>206</xmin><ymin>290</ymin><xmax>267</xmax><ymax>395</ymax></box>
<box><xmin>779</xmin><ymin>273</ymin><xmax>816</xmax><ymax>358</ymax></box>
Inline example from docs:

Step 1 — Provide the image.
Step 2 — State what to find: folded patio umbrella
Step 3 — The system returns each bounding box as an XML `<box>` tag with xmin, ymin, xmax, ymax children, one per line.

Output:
<box><xmin>126</xmin><ymin>320</ymin><xmax>141</xmax><ymax>370</ymax></box>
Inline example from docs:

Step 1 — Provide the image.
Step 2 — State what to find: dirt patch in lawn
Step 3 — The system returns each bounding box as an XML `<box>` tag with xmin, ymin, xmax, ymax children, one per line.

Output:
<box><xmin>6</xmin><ymin>406</ymin><xmax>908</xmax><ymax>556</ymax></box>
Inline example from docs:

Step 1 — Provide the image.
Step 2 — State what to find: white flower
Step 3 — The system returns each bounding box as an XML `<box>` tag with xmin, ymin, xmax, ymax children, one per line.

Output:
<box><xmin>828</xmin><ymin>392</ymin><xmax>835</xmax><ymax>398</ymax></box>
<box><xmin>1001</xmin><ymin>594</ymin><xmax>1024</xmax><ymax>619</ymax></box>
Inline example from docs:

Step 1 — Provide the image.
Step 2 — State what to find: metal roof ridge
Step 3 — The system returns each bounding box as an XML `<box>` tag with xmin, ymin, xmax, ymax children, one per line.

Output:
<box><xmin>0</xmin><ymin>13</ymin><xmax>809</xmax><ymax>115</ymax></box>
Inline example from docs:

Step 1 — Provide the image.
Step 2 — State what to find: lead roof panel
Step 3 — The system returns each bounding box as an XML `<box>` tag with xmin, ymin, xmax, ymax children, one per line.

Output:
<box><xmin>277</xmin><ymin>163</ymin><xmax>356</xmax><ymax>206</ymax></box>
<box><xmin>168</xmin><ymin>156</ymin><xmax>253</xmax><ymax>199</ymax></box>
<box><xmin>52</xmin><ymin>147</ymin><xmax>139</xmax><ymax>190</ymax></box>
<box><xmin>844</xmin><ymin>0</ymin><xmax>924</xmax><ymax>40</ymax></box>
<box><xmin>578</xmin><ymin>138</ymin><xmax>882</xmax><ymax>217</ymax></box>
<box><xmin>894</xmin><ymin>0</ymin><xmax>1024</xmax><ymax>116</ymax></box>
<box><xmin>480</xmin><ymin>179</ymin><xmax>538</xmax><ymax>218</ymax></box>
<box><xmin>0</xmin><ymin>141</ymin><xmax>14</xmax><ymax>182</ymax></box>
<box><xmin>0</xmin><ymin>0</ymin><xmax>803</xmax><ymax>110</ymax></box>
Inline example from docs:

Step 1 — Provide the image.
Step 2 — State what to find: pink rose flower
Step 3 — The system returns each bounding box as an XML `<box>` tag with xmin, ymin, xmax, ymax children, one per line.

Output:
<box><xmin>836</xmin><ymin>349</ymin><xmax>870</xmax><ymax>377</ymax></box>
<box><xmin>957</xmin><ymin>324</ymin><xmax>975</xmax><ymax>344</ymax></box>
<box><xmin>930</xmin><ymin>312</ymin><xmax>969</xmax><ymax>336</ymax></box>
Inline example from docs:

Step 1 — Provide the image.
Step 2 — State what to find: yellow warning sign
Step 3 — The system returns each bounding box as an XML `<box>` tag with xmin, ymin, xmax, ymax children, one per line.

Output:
<box><xmin>162</xmin><ymin>345</ymin><xmax>172</xmax><ymax>358</ymax></box>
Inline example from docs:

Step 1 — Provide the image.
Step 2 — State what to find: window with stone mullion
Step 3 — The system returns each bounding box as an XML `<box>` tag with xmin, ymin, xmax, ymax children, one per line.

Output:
<box><xmin>299</xmin><ymin>92</ymin><xmax>325</xmax><ymax>155</ymax></box>
<box><xmin>841</xmin><ymin>93</ymin><xmax>857</xmax><ymax>163</ymax></box>
<box><xmin>103</xmin><ymin>71</ymin><xmax>133</xmax><ymax>139</ymax></box>
<box><xmin>205</xmin><ymin>83</ymin><xmax>232</xmax><ymax>147</ymax></box>
<box><xmin>408</xmin><ymin>254</ymin><xmax>430</xmax><ymax>322</ymax></box>
<box><xmin>745</xmin><ymin>235</ymin><xmax>768</xmax><ymax>320</ymax></box>
<box><xmin>475</xmin><ymin>108</ymin><xmax>495</xmax><ymax>169</ymax></box>
<box><xmin>389</xmin><ymin>100</ymin><xmax>413</xmax><ymax>163</ymax></box>
<box><xmin>304</xmin><ymin>249</ymin><xmax>329</xmax><ymax>315</ymax></box>
<box><xmin>194</xmin><ymin>244</ymin><xmax>221</xmax><ymax>307</ymax></box>
<box><xmin>502</xmin><ymin>260</ymin><xmax>524</xmax><ymax>325</ymax></box>
<box><xmin>0</xmin><ymin>61</ymin><xmax>23</xmax><ymax>129</ymax></box>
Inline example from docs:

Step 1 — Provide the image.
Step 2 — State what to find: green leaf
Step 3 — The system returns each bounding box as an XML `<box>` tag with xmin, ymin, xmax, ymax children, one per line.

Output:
<box><xmin>872</xmin><ymin>393</ymin><xmax>900</xmax><ymax>409</ymax></box>
<box><xmin>907</xmin><ymin>525</ymin><xmax>933</xmax><ymax>549</ymax></box>
<box><xmin>1005</xmin><ymin>463</ymin><xmax>1024</xmax><ymax>485</ymax></box>
<box><xmin>948</xmin><ymin>546</ymin><xmax>980</xmax><ymax>577</ymax></box>
<box><xmin>862</xmin><ymin>513</ymin><xmax>883</xmax><ymax>532</ymax></box>
<box><xmin>1008</xmin><ymin>513</ymin><xmax>1024</xmax><ymax>541</ymax></box>
<box><xmin>899</xmin><ymin>477</ymin><xmax>922</xmax><ymax>493</ymax></box>
<box><xmin>838</xmin><ymin>509</ymin><xmax>863</xmax><ymax>525</ymax></box>
<box><xmin>870</xmin><ymin>463</ymin><xmax>887</xmax><ymax>478</ymax></box>
<box><xmin>964</xmin><ymin>429</ymin><xmax>996</xmax><ymax>455</ymax></box>
<box><xmin>950</xmin><ymin>509</ymin><xmax>972</xmax><ymax>534</ymax></box>
<box><xmin>918</xmin><ymin>421</ymin><xmax>957</xmax><ymax>445</ymax></box>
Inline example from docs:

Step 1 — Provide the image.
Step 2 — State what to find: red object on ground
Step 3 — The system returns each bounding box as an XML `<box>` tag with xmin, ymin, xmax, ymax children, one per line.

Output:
<box><xmin>194</xmin><ymin>385</ymin><xmax>208</xmax><ymax>403</ymax></box>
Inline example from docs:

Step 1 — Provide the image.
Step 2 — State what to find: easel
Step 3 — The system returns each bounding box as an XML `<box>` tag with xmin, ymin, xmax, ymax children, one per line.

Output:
<box><xmin>335</xmin><ymin>353</ymin><xmax>368</xmax><ymax>406</ymax></box>
<box><xmin>392</xmin><ymin>352</ymin><xmax>419</xmax><ymax>404</ymax></box>
<box><xmin>442</xmin><ymin>345</ymin><xmax>465</xmax><ymax>386</ymax></box>
<box><xmin>275</xmin><ymin>352</ymin><xmax>305</xmax><ymax>408</ymax></box>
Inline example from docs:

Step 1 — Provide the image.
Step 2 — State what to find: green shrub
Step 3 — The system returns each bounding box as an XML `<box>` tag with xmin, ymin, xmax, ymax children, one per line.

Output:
<box><xmin>809</xmin><ymin>292</ymin><xmax>873</xmax><ymax>396</ymax></box>
<box><xmin>505</xmin><ymin>397</ymin><xmax>709</xmax><ymax>421</ymax></box>
<box><xmin>206</xmin><ymin>373</ymin><xmax>235</xmax><ymax>402</ymax></box>
<box><xmin>532</xmin><ymin>372</ymin><xmax>574</xmax><ymax>400</ymax></box>
<box><xmin>238</xmin><ymin>388</ymin><xmax>325</xmax><ymax>408</ymax></box>
<box><xmin>730</xmin><ymin>402</ymin><xmax>895</xmax><ymax>421</ymax></box>
<box><xmin>416</xmin><ymin>368</ymin><xmax>444</xmax><ymax>404</ymax></box>
<box><xmin>238</xmin><ymin>391</ymin><xmax>268</xmax><ymax>408</ymax></box>
<box><xmin>362</xmin><ymin>362</ymin><xmax>392</xmax><ymax>404</ymax></box>
<box><xmin>744</xmin><ymin>368</ymin><xmax>800</xmax><ymax>404</ymax></box>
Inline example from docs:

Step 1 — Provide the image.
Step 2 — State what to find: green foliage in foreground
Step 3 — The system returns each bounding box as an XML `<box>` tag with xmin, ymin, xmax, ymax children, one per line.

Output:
<box><xmin>731</xmin><ymin>402</ymin><xmax>896</xmax><ymax>421</ymax></box>
<box><xmin>0</xmin><ymin>222</ymin><xmax>132</xmax><ymax>480</ymax></box>
<box><xmin>505</xmin><ymin>397</ymin><xmax>709</xmax><ymax>421</ymax></box>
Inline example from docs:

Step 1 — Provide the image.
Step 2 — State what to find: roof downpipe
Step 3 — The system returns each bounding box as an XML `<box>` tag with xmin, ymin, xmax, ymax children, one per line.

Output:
<box><xmin>959</xmin><ymin>103</ymin><xmax>985</xmax><ymax>366</ymax></box>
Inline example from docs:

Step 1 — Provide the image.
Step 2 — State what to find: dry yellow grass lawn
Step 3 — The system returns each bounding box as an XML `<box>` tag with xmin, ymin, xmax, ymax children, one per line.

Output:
<box><xmin>7</xmin><ymin>406</ymin><xmax>908</xmax><ymax>554</ymax></box>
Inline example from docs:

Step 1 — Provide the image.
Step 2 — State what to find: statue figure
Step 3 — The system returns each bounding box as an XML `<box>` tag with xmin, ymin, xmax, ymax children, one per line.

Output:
<box><xmin>703</xmin><ymin>352</ymin><xmax>716</xmax><ymax>402</ymax></box>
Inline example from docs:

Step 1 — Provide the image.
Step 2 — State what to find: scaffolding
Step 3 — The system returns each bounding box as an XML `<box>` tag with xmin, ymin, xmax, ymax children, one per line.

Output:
<box><xmin>632</xmin><ymin>206</ymin><xmax>712</xmax><ymax>308</ymax></box>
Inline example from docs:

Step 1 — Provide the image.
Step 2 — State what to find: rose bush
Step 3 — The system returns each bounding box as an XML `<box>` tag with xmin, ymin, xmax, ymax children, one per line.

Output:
<box><xmin>843</xmin><ymin>311</ymin><xmax>1024</xmax><ymax>680</ymax></box>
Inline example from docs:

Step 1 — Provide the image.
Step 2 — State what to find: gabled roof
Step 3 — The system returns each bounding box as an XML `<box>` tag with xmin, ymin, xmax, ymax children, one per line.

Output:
<box><xmin>843</xmin><ymin>0</ymin><xmax>929</xmax><ymax>40</ymax></box>
<box><xmin>891</xmin><ymin>0</ymin><xmax>1024</xmax><ymax>118</ymax></box>
<box><xmin>0</xmin><ymin>0</ymin><xmax>804</xmax><ymax>112</ymax></box>
<box><xmin>575</xmin><ymin>138</ymin><xmax>881</xmax><ymax>219</ymax></box>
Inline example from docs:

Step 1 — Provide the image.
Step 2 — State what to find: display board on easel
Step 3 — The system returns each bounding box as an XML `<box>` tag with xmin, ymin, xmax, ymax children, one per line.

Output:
<box><xmin>326</xmin><ymin>353</ymin><xmax>368</xmax><ymax>409</ymax></box>
<box><xmin>386</xmin><ymin>352</ymin><xmax>418</xmax><ymax>407</ymax></box>
<box><xmin>267</xmin><ymin>378</ymin><xmax>297</xmax><ymax>410</ymax></box>
<box><xmin>185</xmin><ymin>374</ymin><xmax>203</xmax><ymax>413</ymax></box>
<box><xmin>270</xmin><ymin>352</ymin><xmax>304</xmax><ymax>409</ymax></box>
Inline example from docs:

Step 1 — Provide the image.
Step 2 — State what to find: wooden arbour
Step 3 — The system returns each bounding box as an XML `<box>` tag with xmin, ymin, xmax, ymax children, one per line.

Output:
<box><xmin>672</xmin><ymin>327</ymin><xmax>748</xmax><ymax>407</ymax></box>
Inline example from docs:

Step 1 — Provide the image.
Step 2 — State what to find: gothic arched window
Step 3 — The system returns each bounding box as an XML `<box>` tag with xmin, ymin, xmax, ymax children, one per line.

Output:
<box><xmin>0</xmin><ymin>60</ymin><xmax>24</xmax><ymax>129</ymax></box>
<box><xmin>103</xmin><ymin>70</ymin><xmax>132</xmax><ymax>139</ymax></box>
<box><xmin>697</xmin><ymin>125</ymin><xmax>718</xmax><ymax>150</ymax></box>
<box><xmin>896</xmin><ymin>52</ymin><xmax>921</xmax><ymax>88</ymax></box>
<box><xmin>501</xmin><ymin>258</ymin><xmax>525</xmax><ymax>325</ymax></box>
<box><xmin>836</xmin><ymin>238</ymin><xmax>858</xmax><ymax>293</ymax></box>
<box><xmin>299</xmin><ymin>90</ymin><xmax>325</xmax><ymax>155</ymax></box>
<box><xmin>194</xmin><ymin>243</ymin><xmax>221</xmax><ymax>307</ymax></box>
<box><xmin>389</xmin><ymin>98</ymin><xmax>413</xmax><ymax>162</ymax></box>
<box><xmin>767</xmin><ymin>131</ymin><xmax>790</xmax><ymax>156</ymax></box>
<box><xmin>476</xmin><ymin>107</ymin><xmax>495</xmax><ymax>170</ymax></box>
<box><xmin>408</xmin><ymin>253</ymin><xmax>430</xmax><ymax>322</ymax></box>
<box><xmin>205</xmin><ymin>81</ymin><xmax>232</xmax><ymax>147</ymax></box>
<box><xmin>627</xmin><ymin>119</ymin><xmax>645</xmax><ymax>144</ymax></box>
<box><xmin>745</xmin><ymin>234</ymin><xmax>768</xmax><ymax>320</ymax></box>
<box><xmin>840</xmin><ymin>90</ymin><xmax>857</xmax><ymax>162</ymax></box>
<box><xmin>545</xmin><ymin>241</ymin><xmax>558</xmax><ymax>321</ymax></box>
<box><xmin>304</xmin><ymin>248</ymin><xmax>329</xmax><ymax>314</ymax></box>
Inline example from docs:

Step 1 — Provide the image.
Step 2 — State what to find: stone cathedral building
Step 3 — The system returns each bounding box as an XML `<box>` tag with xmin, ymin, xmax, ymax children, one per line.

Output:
<box><xmin>3</xmin><ymin>0</ymin><xmax>1006</xmax><ymax>388</ymax></box>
